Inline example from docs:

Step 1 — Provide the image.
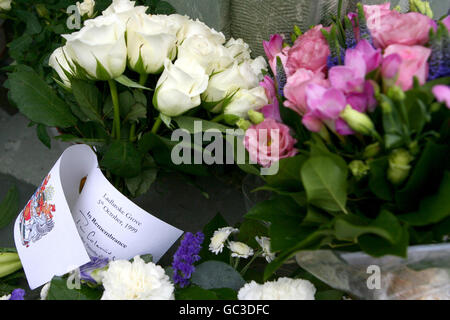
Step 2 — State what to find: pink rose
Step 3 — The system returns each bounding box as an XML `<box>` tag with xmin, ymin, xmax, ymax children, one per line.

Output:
<box><xmin>384</xmin><ymin>45</ymin><xmax>432</xmax><ymax>91</ymax></box>
<box><xmin>286</xmin><ymin>25</ymin><xmax>330</xmax><ymax>75</ymax></box>
<box><xmin>364</xmin><ymin>4</ymin><xmax>433</xmax><ymax>49</ymax></box>
<box><xmin>244</xmin><ymin>119</ymin><xmax>297</xmax><ymax>168</ymax></box>
<box><xmin>283</xmin><ymin>68</ymin><xmax>329</xmax><ymax>115</ymax></box>
<box><xmin>433</xmin><ymin>85</ymin><xmax>450</xmax><ymax>109</ymax></box>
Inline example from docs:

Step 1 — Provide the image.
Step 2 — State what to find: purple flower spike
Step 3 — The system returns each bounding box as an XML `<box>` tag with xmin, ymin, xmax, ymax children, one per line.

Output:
<box><xmin>172</xmin><ymin>232</ymin><xmax>204</xmax><ymax>288</ymax></box>
<box><xmin>80</xmin><ymin>257</ymin><xmax>109</xmax><ymax>283</ymax></box>
<box><xmin>9</xmin><ymin>289</ymin><xmax>25</xmax><ymax>300</ymax></box>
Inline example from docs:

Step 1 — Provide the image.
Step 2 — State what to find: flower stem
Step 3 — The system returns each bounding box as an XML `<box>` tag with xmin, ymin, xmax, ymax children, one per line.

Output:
<box><xmin>240</xmin><ymin>252</ymin><xmax>261</xmax><ymax>276</ymax></box>
<box><xmin>152</xmin><ymin>116</ymin><xmax>163</xmax><ymax>134</ymax></box>
<box><xmin>233</xmin><ymin>257</ymin><xmax>240</xmax><ymax>269</ymax></box>
<box><xmin>108</xmin><ymin>80</ymin><xmax>121</xmax><ymax>140</ymax></box>
<box><xmin>139</xmin><ymin>73</ymin><xmax>149</xmax><ymax>87</ymax></box>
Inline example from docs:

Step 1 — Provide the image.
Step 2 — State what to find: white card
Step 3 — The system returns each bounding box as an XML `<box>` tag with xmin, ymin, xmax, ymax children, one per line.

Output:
<box><xmin>14</xmin><ymin>145</ymin><xmax>183</xmax><ymax>289</ymax></box>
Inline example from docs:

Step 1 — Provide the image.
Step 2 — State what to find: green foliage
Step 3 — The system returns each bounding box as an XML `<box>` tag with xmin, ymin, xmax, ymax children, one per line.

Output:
<box><xmin>0</xmin><ymin>186</ymin><xmax>19</xmax><ymax>230</ymax></box>
<box><xmin>191</xmin><ymin>261</ymin><xmax>246</xmax><ymax>292</ymax></box>
<box><xmin>46</xmin><ymin>276</ymin><xmax>103</xmax><ymax>300</ymax></box>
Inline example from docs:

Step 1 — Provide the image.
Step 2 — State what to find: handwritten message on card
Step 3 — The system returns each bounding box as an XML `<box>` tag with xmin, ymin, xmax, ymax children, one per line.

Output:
<box><xmin>14</xmin><ymin>145</ymin><xmax>183</xmax><ymax>289</ymax></box>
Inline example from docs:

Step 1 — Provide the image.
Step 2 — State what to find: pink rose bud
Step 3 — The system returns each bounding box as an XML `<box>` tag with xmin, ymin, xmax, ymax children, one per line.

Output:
<box><xmin>432</xmin><ymin>85</ymin><xmax>450</xmax><ymax>109</ymax></box>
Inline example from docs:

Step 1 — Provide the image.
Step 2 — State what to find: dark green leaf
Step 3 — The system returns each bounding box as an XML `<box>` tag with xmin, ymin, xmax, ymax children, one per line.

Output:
<box><xmin>175</xmin><ymin>286</ymin><xmax>218</xmax><ymax>300</ymax></box>
<box><xmin>8</xmin><ymin>67</ymin><xmax>77</xmax><ymax>128</ymax></box>
<box><xmin>100</xmin><ymin>141</ymin><xmax>142</xmax><ymax>178</ymax></box>
<box><xmin>71</xmin><ymin>79</ymin><xmax>103</xmax><ymax>124</ymax></box>
<box><xmin>368</xmin><ymin>157</ymin><xmax>393</xmax><ymax>201</ymax></box>
<box><xmin>399</xmin><ymin>171</ymin><xmax>450</xmax><ymax>226</ymax></box>
<box><xmin>191</xmin><ymin>261</ymin><xmax>246</xmax><ymax>291</ymax></box>
<box><xmin>358</xmin><ymin>224</ymin><xmax>409</xmax><ymax>258</ymax></box>
<box><xmin>265</xmin><ymin>156</ymin><xmax>305</xmax><ymax>191</ymax></box>
<box><xmin>46</xmin><ymin>276</ymin><xmax>102</xmax><ymax>300</ymax></box>
<box><xmin>36</xmin><ymin>124</ymin><xmax>51</xmax><ymax>149</ymax></box>
<box><xmin>0</xmin><ymin>186</ymin><xmax>20</xmax><ymax>229</ymax></box>
<box><xmin>301</xmin><ymin>156</ymin><xmax>348</xmax><ymax>213</ymax></box>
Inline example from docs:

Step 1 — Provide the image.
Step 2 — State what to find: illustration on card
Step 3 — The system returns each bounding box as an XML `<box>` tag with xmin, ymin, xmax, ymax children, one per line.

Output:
<box><xmin>19</xmin><ymin>174</ymin><xmax>56</xmax><ymax>247</ymax></box>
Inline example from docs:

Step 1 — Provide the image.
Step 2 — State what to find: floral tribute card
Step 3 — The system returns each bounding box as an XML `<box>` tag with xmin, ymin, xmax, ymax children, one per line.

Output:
<box><xmin>14</xmin><ymin>144</ymin><xmax>183</xmax><ymax>290</ymax></box>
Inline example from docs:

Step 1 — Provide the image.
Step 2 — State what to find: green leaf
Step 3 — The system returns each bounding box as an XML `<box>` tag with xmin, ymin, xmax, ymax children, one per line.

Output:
<box><xmin>125</xmin><ymin>156</ymin><xmax>158</xmax><ymax>198</ymax></box>
<box><xmin>8</xmin><ymin>67</ymin><xmax>77</xmax><ymax>128</ymax></box>
<box><xmin>191</xmin><ymin>261</ymin><xmax>246</xmax><ymax>291</ymax></box>
<box><xmin>0</xmin><ymin>186</ymin><xmax>19</xmax><ymax>229</ymax></box>
<box><xmin>245</xmin><ymin>195</ymin><xmax>302</xmax><ymax>223</ymax></box>
<box><xmin>368</xmin><ymin>157</ymin><xmax>393</xmax><ymax>201</ymax></box>
<box><xmin>334</xmin><ymin>210</ymin><xmax>403</xmax><ymax>244</ymax></box>
<box><xmin>36</xmin><ymin>124</ymin><xmax>51</xmax><ymax>149</ymax></box>
<box><xmin>396</xmin><ymin>141</ymin><xmax>450</xmax><ymax>211</ymax></box>
<box><xmin>358</xmin><ymin>224</ymin><xmax>409</xmax><ymax>258</ymax></box>
<box><xmin>237</xmin><ymin>219</ymin><xmax>268</xmax><ymax>248</ymax></box>
<box><xmin>301</xmin><ymin>156</ymin><xmax>348</xmax><ymax>213</ymax></box>
<box><xmin>175</xmin><ymin>286</ymin><xmax>218</xmax><ymax>300</ymax></box>
<box><xmin>316</xmin><ymin>290</ymin><xmax>344</xmax><ymax>300</ymax></box>
<box><xmin>71</xmin><ymin>79</ymin><xmax>104</xmax><ymax>125</ymax></box>
<box><xmin>46</xmin><ymin>276</ymin><xmax>102</xmax><ymax>300</ymax></box>
<box><xmin>399</xmin><ymin>171</ymin><xmax>450</xmax><ymax>226</ymax></box>
<box><xmin>124</xmin><ymin>103</ymin><xmax>147</xmax><ymax>123</ymax></box>
<box><xmin>210</xmin><ymin>288</ymin><xmax>238</xmax><ymax>300</ymax></box>
<box><xmin>100</xmin><ymin>141</ymin><xmax>142</xmax><ymax>178</ymax></box>
<box><xmin>55</xmin><ymin>135</ymin><xmax>106</xmax><ymax>147</ymax></box>
<box><xmin>265</xmin><ymin>156</ymin><xmax>305</xmax><ymax>192</ymax></box>
<box><xmin>16</xmin><ymin>10</ymin><xmax>42</xmax><ymax>35</ymax></box>
<box><xmin>115</xmin><ymin>75</ymin><xmax>152</xmax><ymax>91</ymax></box>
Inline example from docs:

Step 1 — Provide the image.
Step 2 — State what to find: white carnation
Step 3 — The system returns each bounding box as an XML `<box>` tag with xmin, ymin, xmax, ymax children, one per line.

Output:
<box><xmin>228</xmin><ymin>241</ymin><xmax>254</xmax><ymax>259</ymax></box>
<box><xmin>209</xmin><ymin>227</ymin><xmax>238</xmax><ymax>255</ymax></box>
<box><xmin>0</xmin><ymin>294</ymin><xmax>10</xmax><ymax>300</ymax></box>
<box><xmin>100</xmin><ymin>256</ymin><xmax>174</xmax><ymax>300</ymax></box>
<box><xmin>238</xmin><ymin>278</ymin><xmax>316</xmax><ymax>300</ymax></box>
<box><xmin>255</xmin><ymin>236</ymin><xmax>276</xmax><ymax>263</ymax></box>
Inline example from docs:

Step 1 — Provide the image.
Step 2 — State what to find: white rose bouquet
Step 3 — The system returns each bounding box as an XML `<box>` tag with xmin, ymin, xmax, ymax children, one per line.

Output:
<box><xmin>6</xmin><ymin>0</ymin><xmax>268</xmax><ymax>198</ymax></box>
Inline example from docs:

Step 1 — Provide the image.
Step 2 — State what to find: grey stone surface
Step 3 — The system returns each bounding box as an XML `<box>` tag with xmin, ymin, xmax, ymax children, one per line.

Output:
<box><xmin>0</xmin><ymin>109</ymin><xmax>68</xmax><ymax>187</ymax></box>
<box><xmin>167</xmin><ymin>0</ymin><xmax>231</xmax><ymax>37</ymax></box>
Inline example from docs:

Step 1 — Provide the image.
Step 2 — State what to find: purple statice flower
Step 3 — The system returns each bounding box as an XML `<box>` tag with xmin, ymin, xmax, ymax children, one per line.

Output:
<box><xmin>9</xmin><ymin>289</ymin><xmax>25</xmax><ymax>300</ymax></box>
<box><xmin>79</xmin><ymin>257</ymin><xmax>109</xmax><ymax>283</ymax></box>
<box><xmin>428</xmin><ymin>24</ymin><xmax>450</xmax><ymax>81</ymax></box>
<box><xmin>172</xmin><ymin>232</ymin><xmax>204</xmax><ymax>288</ymax></box>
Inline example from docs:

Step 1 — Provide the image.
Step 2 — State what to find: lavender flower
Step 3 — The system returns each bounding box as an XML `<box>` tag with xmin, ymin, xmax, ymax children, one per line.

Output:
<box><xmin>80</xmin><ymin>257</ymin><xmax>109</xmax><ymax>284</ymax></box>
<box><xmin>9</xmin><ymin>289</ymin><xmax>25</xmax><ymax>300</ymax></box>
<box><xmin>172</xmin><ymin>232</ymin><xmax>204</xmax><ymax>288</ymax></box>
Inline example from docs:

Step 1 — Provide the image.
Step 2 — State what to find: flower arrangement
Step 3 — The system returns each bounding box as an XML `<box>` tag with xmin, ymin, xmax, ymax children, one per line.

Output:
<box><xmin>6</xmin><ymin>0</ymin><xmax>268</xmax><ymax>197</ymax></box>
<box><xmin>239</xmin><ymin>0</ymin><xmax>450</xmax><ymax>280</ymax></box>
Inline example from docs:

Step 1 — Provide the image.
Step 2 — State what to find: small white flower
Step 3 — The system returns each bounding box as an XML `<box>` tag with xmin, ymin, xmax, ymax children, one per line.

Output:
<box><xmin>255</xmin><ymin>236</ymin><xmax>276</xmax><ymax>262</ymax></box>
<box><xmin>40</xmin><ymin>282</ymin><xmax>51</xmax><ymax>300</ymax></box>
<box><xmin>48</xmin><ymin>46</ymin><xmax>74</xmax><ymax>88</ymax></box>
<box><xmin>100</xmin><ymin>256</ymin><xmax>174</xmax><ymax>300</ymax></box>
<box><xmin>0</xmin><ymin>294</ymin><xmax>11</xmax><ymax>300</ymax></box>
<box><xmin>238</xmin><ymin>277</ymin><xmax>316</xmax><ymax>300</ymax></box>
<box><xmin>228</xmin><ymin>241</ymin><xmax>254</xmax><ymax>259</ymax></box>
<box><xmin>209</xmin><ymin>227</ymin><xmax>238</xmax><ymax>255</ymax></box>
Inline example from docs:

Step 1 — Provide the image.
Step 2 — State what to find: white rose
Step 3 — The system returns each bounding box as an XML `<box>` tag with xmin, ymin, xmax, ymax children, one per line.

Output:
<box><xmin>169</xmin><ymin>14</ymin><xmax>225</xmax><ymax>45</ymax></box>
<box><xmin>202</xmin><ymin>60</ymin><xmax>262</xmax><ymax>110</ymax></box>
<box><xmin>209</xmin><ymin>227</ymin><xmax>239</xmax><ymax>255</ymax></box>
<box><xmin>63</xmin><ymin>14</ymin><xmax>127</xmax><ymax>80</ymax></box>
<box><xmin>228</xmin><ymin>241</ymin><xmax>254</xmax><ymax>259</ymax></box>
<box><xmin>48</xmin><ymin>46</ymin><xmax>74</xmax><ymax>88</ymax></box>
<box><xmin>100</xmin><ymin>256</ymin><xmax>174</xmax><ymax>300</ymax></box>
<box><xmin>238</xmin><ymin>278</ymin><xmax>316</xmax><ymax>300</ymax></box>
<box><xmin>76</xmin><ymin>0</ymin><xmax>95</xmax><ymax>18</ymax></box>
<box><xmin>250</xmin><ymin>56</ymin><xmax>268</xmax><ymax>80</ymax></box>
<box><xmin>224</xmin><ymin>87</ymin><xmax>268</xmax><ymax>119</ymax></box>
<box><xmin>154</xmin><ymin>59</ymin><xmax>209</xmax><ymax>117</ymax></box>
<box><xmin>127</xmin><ymin>13</ymin><xmax>179</xmax><ymax>74</ymax></box>
<box><xmin>225</xmin><ymin>38</ymin><xmax>251</xmax><ymax>63</ymax></box>
<box><xmin>177</xmin><ymin>35</ymin><xmax>233</xmax><ymax>75</ymax></box>
<box><xmin>255</xmin><ymin>236</ymin><xmax>276</xmax><ymax>263</ymax></box>
<box><xmin>102</xmin><ymin>0</ymin><xmax>147</xmax><ymax>24</ymax></box>
<box><xmin>0</xmin><ymin>0</ymin><xmax>11</xmax><ymax>11</ymax></box>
